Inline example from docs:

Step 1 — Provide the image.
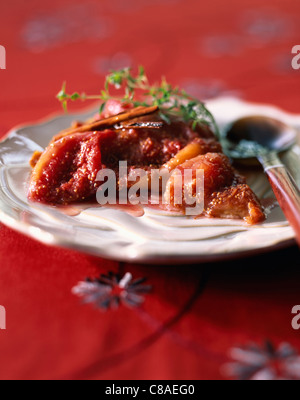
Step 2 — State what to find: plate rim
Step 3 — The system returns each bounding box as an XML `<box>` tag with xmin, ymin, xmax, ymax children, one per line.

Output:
<box><xmin>0</xmin><ymin>201</ymin><xmax>295</xmax><ymax>264</ymax></box>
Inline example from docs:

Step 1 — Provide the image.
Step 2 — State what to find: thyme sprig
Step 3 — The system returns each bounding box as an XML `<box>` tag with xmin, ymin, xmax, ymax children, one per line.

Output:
<box><xmin>57</xmin><ymin>66</ymin><xmax>220</xmax><ymax>138</ymax></box>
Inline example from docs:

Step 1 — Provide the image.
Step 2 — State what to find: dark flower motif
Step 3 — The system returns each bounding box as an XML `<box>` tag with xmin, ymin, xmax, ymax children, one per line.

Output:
<box><xmin>72</xmin><ymin>271</ymin><xmax>152</xmax><ymax>310</ymax></box>
<box><xmin>224</xmin><ymin>341</ymin><xmax>300</xmax><ymax>380</ymax></box>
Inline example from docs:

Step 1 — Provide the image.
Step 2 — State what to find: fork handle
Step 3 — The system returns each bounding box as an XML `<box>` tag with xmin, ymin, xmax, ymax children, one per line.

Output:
<box><xmin>259</xmin><ymin>152</ymin><xmax>300</xmax><ymax>247</ymax></box>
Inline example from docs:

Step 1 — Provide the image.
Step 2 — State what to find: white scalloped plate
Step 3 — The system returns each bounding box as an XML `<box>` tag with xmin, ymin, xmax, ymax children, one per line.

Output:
<box><xmin>0</xmin><ymin>97</ymin><xmax>299</xmax><ymax>264</ymax></box>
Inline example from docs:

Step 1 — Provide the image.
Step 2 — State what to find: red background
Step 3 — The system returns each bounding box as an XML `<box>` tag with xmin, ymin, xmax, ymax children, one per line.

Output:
<box><xmin>0</xmin><ymin>0</ymin><xmax>299</xmax><ymax>380</ymax></box>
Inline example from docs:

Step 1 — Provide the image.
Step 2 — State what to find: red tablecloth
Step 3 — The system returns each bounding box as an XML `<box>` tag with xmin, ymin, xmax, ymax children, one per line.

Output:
<box><xmin>0</xmin><ymin>0</ymin><xmax>300</xmax><ymax>380</ymax></box>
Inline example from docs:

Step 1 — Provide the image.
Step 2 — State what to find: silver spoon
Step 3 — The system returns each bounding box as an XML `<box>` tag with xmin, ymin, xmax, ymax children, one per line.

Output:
<box><xmin>224</xmin><ymin>116</ymin><xmax>300</xmax><ymax>246</ymax></box>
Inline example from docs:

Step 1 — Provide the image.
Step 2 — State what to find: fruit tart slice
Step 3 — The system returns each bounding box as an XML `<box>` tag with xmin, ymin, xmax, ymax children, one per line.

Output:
<box><xmin>28</xmin><ymin>68</ymin><xmax>265</xmax><ymax>225</ymax></box>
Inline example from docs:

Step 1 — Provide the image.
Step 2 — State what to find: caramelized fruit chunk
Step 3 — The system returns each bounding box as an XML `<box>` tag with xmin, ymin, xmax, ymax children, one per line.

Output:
<box><xmin>166</xmin><ymin>153</ymin><xmax>235</xmax><ymax>203</ymax></box>
<box><xmin>29</xmin><ymin>130</ymin><xmax>115</xmax><ymax>204</ymax></box>
<box><xmin>206</xmin><ymin>184</ymin><xmax>266</xmax><ymax>225</ymax></box>
<box><xmin>165</xmin><ymin>153</ymin><xmax>266</xmax><ymax>224</ymax></box>
<box><xmin>162</xmin><ymin>138</ymin><xmax>222</xmax><ymax>171</ymax></box>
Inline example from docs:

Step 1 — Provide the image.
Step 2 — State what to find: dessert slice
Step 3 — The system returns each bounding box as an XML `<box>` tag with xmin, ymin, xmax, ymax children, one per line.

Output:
<box><xmin>28</xmin><ymin>67</ymin><xmax>266</xmax><ymax>225</ymax></box>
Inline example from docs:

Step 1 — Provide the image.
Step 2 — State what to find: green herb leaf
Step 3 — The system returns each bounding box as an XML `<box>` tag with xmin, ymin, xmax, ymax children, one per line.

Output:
<box><xmin>56</xmin><ymin>67</ymin><xmax>220</xmax><ymax>138</ymax></box>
